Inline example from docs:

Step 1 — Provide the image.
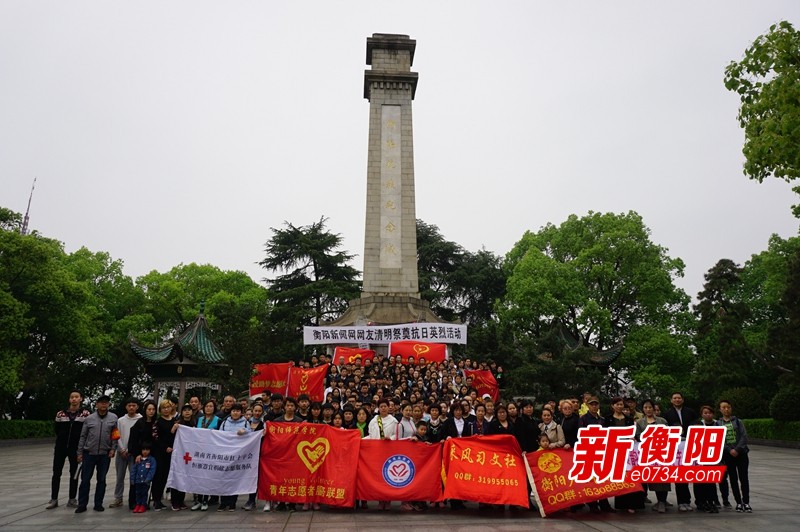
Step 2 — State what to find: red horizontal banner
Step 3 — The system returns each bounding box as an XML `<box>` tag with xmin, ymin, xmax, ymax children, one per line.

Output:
<box><xmin>259</xmin><ymin>422</ymin><xmax>359</xmax><ymax>507</ymax></box>
<box><xmin>250</xmin><ymin>362</ymin><xmax>292</xmax><ymax>397</ymax></box>
<box><xmin>388</xmin><ymin>341</ymin><xmax>447</xmax><ymax>364</ymax></box>
<box><xmin>526</xmin><ymin>448</ymin><xmax>643</xmax><ymax>517</ymax></box>
<box><xmin>333</xmin><ymin>346</ymin><xmax>375</xmax><ymax>364</ymax></box>
<box><xmin>442</xmin><ymin>435</ymin><xmax>528</xmax><ymax>507</ymax></box>
<box><xmin>356</xmin><ymin>439</ymin><xmax>444</xmax><ymax>502</ymax></box>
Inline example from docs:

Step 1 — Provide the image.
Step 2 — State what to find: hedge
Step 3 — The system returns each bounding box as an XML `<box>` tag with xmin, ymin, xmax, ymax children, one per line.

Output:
<box><xmin>743</xmin><ymin>418</ymin><xmax>800</xmax><ymax>442</ymax></box>
<box><xmin>0</xmin><ymin>420</ymin><xmax>54</xmax><ymax>440</ymax></box>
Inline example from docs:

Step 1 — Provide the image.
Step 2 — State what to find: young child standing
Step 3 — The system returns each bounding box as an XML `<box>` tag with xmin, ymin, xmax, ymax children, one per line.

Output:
<box><xmin>131</xmin><ymin>442</ymin><xmax>156</xmax><ymax>513</ymax></box>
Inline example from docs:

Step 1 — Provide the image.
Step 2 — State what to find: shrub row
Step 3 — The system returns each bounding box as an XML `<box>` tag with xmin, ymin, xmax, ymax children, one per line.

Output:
<box><xmin>0</xmin><ymin>420</ymin><xmax>53</xmax><ymax>440</ymax></box>
<box><xmin>743</xmin><ymin>418</ymin><xmax>800</xmax><ymax>442</ymax></box>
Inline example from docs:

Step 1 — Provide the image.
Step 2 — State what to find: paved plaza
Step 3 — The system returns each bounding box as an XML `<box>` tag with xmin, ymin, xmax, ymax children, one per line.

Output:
<box><xmin>0</xmin><ymin>442</ymin><xmax>797</xmax><ymax>531</ymax></box>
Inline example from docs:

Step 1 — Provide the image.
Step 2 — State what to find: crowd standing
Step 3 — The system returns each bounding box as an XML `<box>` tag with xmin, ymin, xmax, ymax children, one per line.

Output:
<box><xmin>48</xmin><ymin>353</ymin><xmax>752</xmax><ymax>516</ymax></box>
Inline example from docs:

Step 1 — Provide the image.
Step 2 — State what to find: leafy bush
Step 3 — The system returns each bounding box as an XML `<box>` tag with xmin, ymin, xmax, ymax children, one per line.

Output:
<box><xmin>0</xmin><ymin>420</ymin><xmax>53</xmax><ymax>440</ymax></box>
<box><xmin>716</xmin><ymin>387</ymin><xmax>769</xmax><ymax>419</ymax></box>
<box><xmin>769</xmin><ymin>385</ymin><xmax>800</xmax><ymax>421</ymax></box>
<box><xmin>743</xmin><ymin>418</ymin><xmax>800</xmax><ymax>441</ymax></box>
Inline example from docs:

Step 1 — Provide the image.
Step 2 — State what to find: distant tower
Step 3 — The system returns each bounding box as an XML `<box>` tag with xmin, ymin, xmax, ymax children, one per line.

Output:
<box><xmin>330</xmin><ymin>34</ymin><xmax>444</xmax><ymax>326</ymax></box>
<box><xmin>20</xmin><ymin>178</ymin><xmax>36</xmax><ymax>236</ymax></box>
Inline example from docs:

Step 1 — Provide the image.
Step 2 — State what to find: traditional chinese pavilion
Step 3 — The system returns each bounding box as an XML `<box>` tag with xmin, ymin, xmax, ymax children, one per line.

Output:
<box><xmin>536</xmin><ymin>321</ymin><xmax>623</xmax><ymax>368</ymax></box>
<box><xmin>130</xmin><ymin>302</ymin><xmax>227</xmax><ymax>407</ymax></box>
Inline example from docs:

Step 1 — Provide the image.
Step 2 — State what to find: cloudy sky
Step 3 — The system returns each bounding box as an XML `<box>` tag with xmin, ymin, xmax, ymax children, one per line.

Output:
<box><xmin>2</xmin><ymin>1</ymin><xmax>798</xmax><ymax>301</ymax></box>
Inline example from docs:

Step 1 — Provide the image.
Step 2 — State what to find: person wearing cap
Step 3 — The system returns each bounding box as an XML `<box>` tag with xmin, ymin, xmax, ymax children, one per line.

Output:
<box><xmin>75</xmin><ymin>394</ymin><xmax>119</xmax><ymax>513</ymax></box>
<box><xmin>578</xmin><ymin>396</ymin><xmax>615</xmax><ymax>513</ymax></box>
<box><xmin>579</xmin><ymin>396</ymin><xmax>603</xmax><ymax>427</ymax></box>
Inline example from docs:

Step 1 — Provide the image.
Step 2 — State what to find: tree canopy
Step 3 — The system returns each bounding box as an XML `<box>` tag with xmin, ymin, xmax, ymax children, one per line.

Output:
<box><xmin>498</xmin><ymin>211</ymin><xmax>692</xmax><ymax>400</ymax></box>
<box><xmin>725</xmin><ymin>21</ymin><xmax>800</xmax><ymax>216</ymax></box>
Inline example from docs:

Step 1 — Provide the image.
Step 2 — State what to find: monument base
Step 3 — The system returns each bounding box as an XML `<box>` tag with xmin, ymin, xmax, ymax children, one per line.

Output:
<box><xmin>327</xmin><ymin>295</ymin><xmax>447</xmax><ymax>326</ymax></box>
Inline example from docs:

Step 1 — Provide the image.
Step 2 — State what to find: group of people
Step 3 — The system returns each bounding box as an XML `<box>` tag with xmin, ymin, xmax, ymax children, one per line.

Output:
<box><xmin>47</xmin><ymin>354</ymin><xmax>752</xmax><ymax>517</ymax></box>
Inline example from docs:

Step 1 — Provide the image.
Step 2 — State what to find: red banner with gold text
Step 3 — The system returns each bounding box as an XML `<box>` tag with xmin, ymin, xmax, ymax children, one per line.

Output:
<box><xmin>442</xmin><ymin>435</ymin><xmax>528</xmax><ymax>506</ymax></box>
<box><xmin>286</xmin><ymin>365</ymin><xmax>328</xmax><ymax>402</ymax></box>
<box><xmin>259</xmin><ymin>422</ymin><xmax>359</xmax><ymax>507</ymax></box>
<box><xmin>250</xmin><ymin>362</ymin><xmax>292</xmax><ymax>398</ymax></box>
<box><xmin>463</xmin><ymin>369</ymin><xmax>500</xmax><ymax>402</ymax></box>
<box><xmin>388</xmin><ymin>341</ymin><xmax>447</xmax><ymax>364</ymax></box>
<box><xmin>333</xmin><ymin>346</ymin><xmax>375</xmax><ymax>365</ymax></box>
<box><xmin>356</xmin><ymin>439</ymin><xmax>444</xmax><ymax>502</ymax></box>
<box><xmin>525</xmin><ymin>448</ymin><xmax>643</xmax><ymax>517</ymax></box>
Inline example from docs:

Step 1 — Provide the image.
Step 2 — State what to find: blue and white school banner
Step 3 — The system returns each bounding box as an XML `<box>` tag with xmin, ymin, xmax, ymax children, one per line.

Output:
<box><xmin>168</xmin><ymin>425</ymin><xmax>261</xmax><ymax>496</ymax></box>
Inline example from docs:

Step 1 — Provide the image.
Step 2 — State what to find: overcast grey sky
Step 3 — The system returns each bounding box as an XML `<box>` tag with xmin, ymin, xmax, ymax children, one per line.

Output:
<box><xmin>2</xmin><ymin>1</ymin><xmax>799</xmax><ymax>301</ymax></box>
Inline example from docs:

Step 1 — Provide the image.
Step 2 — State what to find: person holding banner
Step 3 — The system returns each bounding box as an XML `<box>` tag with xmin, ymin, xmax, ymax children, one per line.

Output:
<box><xmin>367</xmin><ymin>399</ymin><xmax>398</xmax><ymax>510</ymax></box>
<box><xmin>396</xmin><ymin>404</ymin><xmax>416</xmax><ymax>440</ymax></box>
<box><xmin>635</xmin><ymin>399</ymin><xmax>671</xmax><ymax>513</ymax></box>
<box><xmin>441</xmin><ymin>403</ymin><xmax>473</xmax><ymax>510</ymax></box>
<box><xmin>579</xmin><ymin>396</ymin><xmax>615</xmax><ymax>513</ymax></box>
<box><xmin>151</xmin><ymin>400</ymin><xmax>177</xmax><ymax>511</ymax></box>
<box><xmin>167</xmin><ymin>405</ymin><xmax>195</xmax><ymax>511</ymax></box>
<box><xmin>605</xmin><ymin>396</ymin><xmax>645</xmax><ymax>513</ymax></box>
<box><xmin>217</xmin><ymin>404</ymin><xmax>252</xmax><ymax>512</ymax></box>
<box><xmin>488</xmin><ymin>404</ymin><xmax>514</xmax><ymax>436</ymax></box>
<box><xmin>191</xmin><ymin>400</ymin><xmax>221</xmax><ymax>512</ymax></box>
<box><xmin>538</xmin><ymin>408</ymin><xmax>565</xmax><ymax>449</ymax></box>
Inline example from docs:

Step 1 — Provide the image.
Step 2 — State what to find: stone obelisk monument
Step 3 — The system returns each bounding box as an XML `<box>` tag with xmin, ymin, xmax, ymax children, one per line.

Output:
<box><xmin>331</xmin><ymin>33</ymin><xmax>444</xmax><ymax>326</ymax></box>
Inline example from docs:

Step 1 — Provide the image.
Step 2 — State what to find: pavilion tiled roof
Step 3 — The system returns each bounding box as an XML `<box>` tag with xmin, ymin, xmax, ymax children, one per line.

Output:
<box><xmin>131</xmin><ymin>308</ymin><xmax>225</xmax><ymax>364</ymax></box>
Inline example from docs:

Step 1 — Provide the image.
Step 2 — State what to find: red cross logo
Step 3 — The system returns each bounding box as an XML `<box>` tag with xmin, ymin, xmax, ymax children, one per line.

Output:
<box><xmin>183</xmin><ymin>452</ymin><xmax>192</xmax><ymax>465</ymax></box>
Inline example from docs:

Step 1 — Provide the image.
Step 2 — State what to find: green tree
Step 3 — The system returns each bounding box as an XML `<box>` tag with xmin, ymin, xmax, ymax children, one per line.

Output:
<box><xmin>134</xmin><ymin>263</ymin><xmax>270</xmax><ymax>396</ymax></box>
<box><xmin>501</xmin><ymin>211</ymin><xmax>688</xmax><ymax>348</ymax></box>
<box><xmin>499</xmin><ymin>211</ymin><xmax>691</xmax><ymax>399</ymax></box>
<box><xmin>0</xmin><ymin>207</ymin><xmax>22</xmax><ymax>232</ymax></box>
<box><xmin>260</xmin><ymin>217</ymin><xmax>360</xmax><ymax>328</ymax></box>
<box><xmin>0</xmin><ymin>220</ymin><xmax>132</xmax><ymax>418</ymax></box>
<box><xmin>416</xmin><ymin>220</ymin><xmax>506</xmax><ymax>356</ymax></box>
<box><xmin>725</xmin><ymin>21</ymin><xmax>800</xmax><ymax>216</ymax></box>
<box><xmin>764</xmin><ymin>242</ymin><xmax>800</xmax><ymax>387</ymax></box>
<box><xmin>692</xmin><ymin>259</ymin><xmax>759</xmax><ymax>405</ymax></box>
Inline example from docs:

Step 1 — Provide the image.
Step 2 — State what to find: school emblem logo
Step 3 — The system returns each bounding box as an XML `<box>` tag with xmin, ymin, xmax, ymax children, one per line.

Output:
<box><xmin>382</xmin><ymin>454</ymin><xmax>415</xmax><ymax>488</ymax></box>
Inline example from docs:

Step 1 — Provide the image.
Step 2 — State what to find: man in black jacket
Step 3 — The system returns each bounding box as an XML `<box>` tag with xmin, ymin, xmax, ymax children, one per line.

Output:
<box><xmin>47</xmin><ymin>390</ymin><xmax>90</xmax><ymax>509</ymax></box>
<box><xmin>663</xmin><ymin>391</ymin><xmax>697</xmax><ymax>512</ymax></box>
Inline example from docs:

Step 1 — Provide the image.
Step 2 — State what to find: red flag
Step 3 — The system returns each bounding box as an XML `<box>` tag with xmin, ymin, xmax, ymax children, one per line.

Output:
<box><xmin>250</xmin><ymin>362</ymin><xmax>292</xmax><ymax>398</ymax></box>
<box><xmin>286</xmin><ymin>365</ymin><xmax>328</xmax><ymax>402</ymax></box>
<box><xmin>333</xmin><ymin>346</ymin><xmax>375</xmax><ymax>365</ymax></box>
<box><xmin>463</xmin><ymin>369</ymin><xmax>500</xmax><ymax>402</ymax></box>
<box><xmin>259</xmin><ymin>422</ymin><xmax>360</xmax><ymax>507</ymax></box>
<box><xmin>525</xmin><ymin>448</ymin><xmax>643</xmax><ymax>516</ymax></box>
<box><xmin>356</xmin><ymin>440</ymin><xmax>444</xmax><ymax>502</ymax></box>
<box><xmin>442</xmin><ymin>435</ymin><xmax>528</xmax><ymax>506</ymax></box>
<box><xmin>388</xmin><ymin>341</ymin><xmax>447</xmax><ymax>364</ymax></box>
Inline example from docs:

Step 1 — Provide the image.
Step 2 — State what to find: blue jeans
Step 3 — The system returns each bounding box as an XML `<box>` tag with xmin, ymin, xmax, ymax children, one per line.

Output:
<box><xmin>78</xmin><ymin>453</ymin><xmax>111</xmax><ymax>509</ymax></box>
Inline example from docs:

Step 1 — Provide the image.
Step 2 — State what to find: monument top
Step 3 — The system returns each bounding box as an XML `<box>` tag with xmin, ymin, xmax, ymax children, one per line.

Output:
<box><xmin>367</xmin><ymin>33</ymin><xmax>416</xmax><ymax>66</ymax></box>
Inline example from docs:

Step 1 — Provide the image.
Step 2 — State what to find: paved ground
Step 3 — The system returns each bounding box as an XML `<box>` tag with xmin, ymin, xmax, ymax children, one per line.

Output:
<box><xmin>0</xmin><ymin>442</ymin><xmax>798</xmax><ymax>531</ymax></box>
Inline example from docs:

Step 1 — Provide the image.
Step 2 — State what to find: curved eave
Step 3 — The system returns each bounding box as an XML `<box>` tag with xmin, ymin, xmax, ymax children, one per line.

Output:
<box><xmin>177</xmin><ymin>316</ymin><xmax>225</xmax><ymax>363</ymax></box>
<box><xmin>131</xmin><ymin>341</ymin><xmax>180</xmax><ymax>363</ymax></box>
